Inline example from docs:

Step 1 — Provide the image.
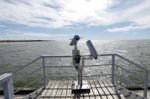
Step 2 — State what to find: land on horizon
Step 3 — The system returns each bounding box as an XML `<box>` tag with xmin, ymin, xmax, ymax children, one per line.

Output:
<box><xmin>0</xmin><ymin>40</ymin><xmax>49</xmax><ymax>43</ymax></box>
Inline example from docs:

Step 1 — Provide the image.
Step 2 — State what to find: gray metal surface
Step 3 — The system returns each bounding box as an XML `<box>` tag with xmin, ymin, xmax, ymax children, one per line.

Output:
<box><xmin>0</xmin><ymin>73</ymin><xmax>14</xmax><ymax>99</ymax></box>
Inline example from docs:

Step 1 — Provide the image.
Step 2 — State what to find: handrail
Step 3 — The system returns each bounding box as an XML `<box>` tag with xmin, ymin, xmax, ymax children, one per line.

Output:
<box><xmin>46</xmin><ymin>74</ymin><xmax>112</xmax><ymax>78</ymax></box>
<box><xmin>1</xmin><ymin>53</ymin><xmax>148</xmax><ymax>98</ymax></box>
<box><xmin>115</xmin><ymin>54</ymin><xmax>147</xmax><ymax>70</ymax></box>
<box><xmin>0</xmin><ymin>73</ymin><xmax>14</xmax><ymax>99</ymax></box>
<box><xmin>13</xmin><ymin>56</ymin><xmax>41</xmax><ymax>74</ymax></box>
<box><xmin>45</xmin><ymin>64</ymin><xmax>112</xmax><ymax>68</ymax></box>
<box><xmin>114</xmin><ymin>54</ymin><xmax>149</xmax><ymax>97</ymax></box>
<box><xmin>116</xmin><ymin>64</ymin><xmax>138</xmax><ymax>75</ymax></box>
<box><xmin>14</xmin><ymin>66</ymin><xmax>42</xmax><ymax>83</ymax></box>
<box><xmin>41</xmin><ymin>55</ymin><xmax>72</xmax><ymax>58</ymax></box>
<box><xmin>115</xmin><ymin>64</ymin><xmax>145</xmax><ymax>82</ymax></box>
<box><xmin>41</xmin><ymin>54</ymin><xmax>115</xmax><ymax>58</ymax></box>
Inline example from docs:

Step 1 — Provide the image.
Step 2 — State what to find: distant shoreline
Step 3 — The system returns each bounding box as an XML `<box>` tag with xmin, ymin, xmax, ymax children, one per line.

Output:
<box><xmin>0</xmin><ymin>40</ymin><xmax>49</xmax><ymax>43</ymax></box>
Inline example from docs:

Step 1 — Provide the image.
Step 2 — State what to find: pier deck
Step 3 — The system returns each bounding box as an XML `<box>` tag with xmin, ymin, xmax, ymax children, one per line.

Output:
<box><xmin>40</xmin><ymin>78</ymin><xmax>123</xmax><ymax>99</ymax></box>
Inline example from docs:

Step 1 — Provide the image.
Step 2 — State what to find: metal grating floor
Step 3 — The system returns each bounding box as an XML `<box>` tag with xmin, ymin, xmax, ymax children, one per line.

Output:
<box><xmin>39</xmin><ymin>78</ymin><xmax>123</xmax><ymax>99</ymax></box>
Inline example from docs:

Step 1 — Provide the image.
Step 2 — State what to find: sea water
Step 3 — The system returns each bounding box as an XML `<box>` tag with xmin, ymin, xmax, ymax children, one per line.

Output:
<box><xmin>0</xmin><ymin>40</ymin><xmax>150</xmax><ymax>87</ymax></box>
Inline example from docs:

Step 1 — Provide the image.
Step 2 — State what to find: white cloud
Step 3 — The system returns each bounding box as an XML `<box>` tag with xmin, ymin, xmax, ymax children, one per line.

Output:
<box><xmin>0</xmin><ymin>0</ymin><xmax>150</xmax><ymax>32</ymax></box>
<box><xmin>127</xmin><ymin>0</ymin><xmax>150</xmax><ymax>26</ymax></box>
<box><xmin>108</xmin><ymin>0</ymin><xmax>150</xmax><ymax>32</ymax></box>
<box><xmin>0</xmin><ymin>0</ymin><xmax>117</xmax><ymax>28</ymax></box>
<box><xmin>108</xmin><ymin>25</ymin><xmax>149</xmax><ymax>32</ymax></box>
<box><xmin>0</xmin><ymin>30</ymin><xmax>68</xmax><ymax>40</ymax></box>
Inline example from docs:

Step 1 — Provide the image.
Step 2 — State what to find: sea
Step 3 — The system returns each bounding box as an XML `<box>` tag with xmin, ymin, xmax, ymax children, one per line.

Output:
<box><xmin>0</xmin><ymin>40</ymin><xmax>150</xmax><ymax>88</ymax></box>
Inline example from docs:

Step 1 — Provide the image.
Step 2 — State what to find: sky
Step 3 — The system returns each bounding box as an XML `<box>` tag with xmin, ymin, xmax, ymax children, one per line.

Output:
<box><xmin>0</xmin><ymin>0</ymin><xmax>150</xmax><ymax>40</ymax></box>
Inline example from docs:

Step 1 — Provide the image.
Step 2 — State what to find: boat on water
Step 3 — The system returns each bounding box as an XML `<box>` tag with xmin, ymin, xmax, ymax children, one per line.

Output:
<box><xmin>0</xmin><ymin>35</ymin><xmax>149</xmax><ymax>99</ymax></box>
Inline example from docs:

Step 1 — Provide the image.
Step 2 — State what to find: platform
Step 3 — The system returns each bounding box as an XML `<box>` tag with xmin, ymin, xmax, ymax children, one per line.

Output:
<box><xmin>39</xmin><ymin>78</ymin><xmax>123</xmax><ymax>99</ymax></box>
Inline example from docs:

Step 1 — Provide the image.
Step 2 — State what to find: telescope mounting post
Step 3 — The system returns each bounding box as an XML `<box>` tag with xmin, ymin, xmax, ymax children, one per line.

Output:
<box><xmin>73</xmin><ymin>42</ymin><xmax>82</xmax><ymax>86</ymax></box>
<box><xmin>70</xmin><ymin>35</ymin><xmax>90</xmax><ymax>95</ymax></box>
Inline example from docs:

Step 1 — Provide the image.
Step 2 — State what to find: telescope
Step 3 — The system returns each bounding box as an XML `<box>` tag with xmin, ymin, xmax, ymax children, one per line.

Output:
<box><xmin>70</xmin><ymin>35</ymin><xmax>80</xmax><ymax>46</ymax></box>
<box><xmin>86</xmin><ymin>40</ymin><xmax>98</xmax><ymax>59</ymax></box>
<box><xmin>70</xmin><ymin>35</ymin><xmax>98</xmax><ymax>95</ymax></box>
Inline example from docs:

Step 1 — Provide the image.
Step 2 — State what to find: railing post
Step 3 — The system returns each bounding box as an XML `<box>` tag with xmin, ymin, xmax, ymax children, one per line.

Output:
<box><xmin>112</xmin><ymin>54</ymin><xmax>115</xmax><ymax>85</ymax></box>
<box><xmin>0</xmin><ymin>73</ymin><xmax>14</xmax><ymax>99</ymax></box>
<box><xmin>42</xmin><ymin>56</ymin><xmax>47</xmax><ymax>88</ymax></box>
<box><xmin>144</xmin><ymin>70</ymin><xmax>149</xmax><ymax>97</ymax></box>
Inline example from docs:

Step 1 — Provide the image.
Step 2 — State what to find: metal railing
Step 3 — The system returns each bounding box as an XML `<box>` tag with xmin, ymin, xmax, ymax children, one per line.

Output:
<box><xmin>0</xmin><ymin>54</ymin><xmax>149</xmax><ymax>98</ymax></box>
<box><xmin>0</xmin><ymin>73</ymin><xmax>14</xmax><ymax>99</ymax></box>
<box><xmin>114</xmin><ymin>54</ymin><xmax>149</xmax><ymax>97</ymax></box>
<box><xmin>41</xmin><ymin>54</ymin><xmax>150</xmax><ymax>98</ymax></box>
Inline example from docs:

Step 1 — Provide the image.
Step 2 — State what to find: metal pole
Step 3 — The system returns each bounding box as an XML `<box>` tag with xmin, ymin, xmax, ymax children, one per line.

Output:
<box><xmin>0</xmin><ymin>73</ymin><xmax>14</xmax><ymax>99</ymax></box>
<box><xmin>78</xmin><ymin>64</ymin><xmax>82</xmax><ymax>86</ymax></box>
<box><xmin>79</xmin><ymin>58</ymin><xmax>84</xmax><ymax>86</ymax></box>
<box><xmin>112</xmin><ymin>54</ymin><xmax>115</xmax><ymax>85</ymax></box>
<box><xmin>78</xmin><ymin>58</ymin><xmax>82</xmax><ymax>86</ymax></box>
<box><xmin>42</xmin><ymin>57</ymin><xmax>47</xmax><ymax>88</ymax></box>
<box><xmin>144</xmin><ymin>70</ymin><xmax>149</xmax><ymax>97</ymax></box>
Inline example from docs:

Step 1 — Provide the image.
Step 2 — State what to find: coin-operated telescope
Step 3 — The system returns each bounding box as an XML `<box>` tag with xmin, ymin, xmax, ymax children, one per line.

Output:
<box><xmin>70</xmin><ymin>35</ymin><xmax>98</xmax><ymax>95</ymax></box>
<box><xmin>70</xmin><ymin>35</ymin><xmax>80</xmax><ymax>46</ymax></box>
<box><xmin>86</xmin><ymin>40</ymin><xmax>98</xmax><ymax>59</ymax></box>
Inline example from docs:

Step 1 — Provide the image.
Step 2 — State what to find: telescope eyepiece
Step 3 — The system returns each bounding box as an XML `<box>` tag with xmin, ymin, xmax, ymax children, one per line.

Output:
<box><xmin>70</xmin><ymin>35</ymin><xmax>80</xmax><ymax>46</ymax></box>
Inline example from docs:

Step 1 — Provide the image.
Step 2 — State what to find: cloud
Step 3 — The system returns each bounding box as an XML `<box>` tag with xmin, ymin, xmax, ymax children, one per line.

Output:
<box><xmin>108</xmin><ymin>0</ymin><xmax>150</xmax><ymax>32</ymax></box>
<box><xmin>0</xmin><ymin>30</ymin><xmax>68</xmax><ymax>40</ymax></box>
<box><xmin>0</xmin><ymin>0</ymin><xmax>150</xmax><ymax>32</ymax></box>
<box><xmin>108</xmin><ymin>25</ymin><xmax>149</xmax><ymax>32</ymax></box>
<box><xmin>0</xmin><ymin>0</ymin><xmax>117</xmax><ymax>28</ymax></box>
